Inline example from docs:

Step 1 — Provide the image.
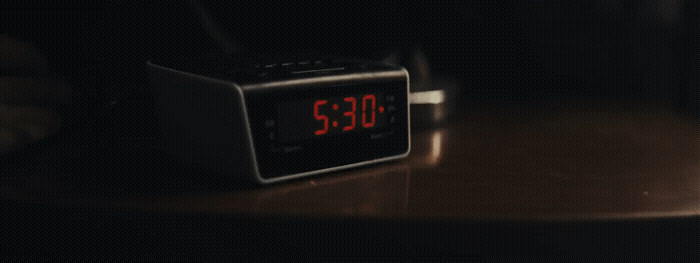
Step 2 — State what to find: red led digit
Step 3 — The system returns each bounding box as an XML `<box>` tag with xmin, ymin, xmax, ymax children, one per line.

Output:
<box><xmin>314</xmin><ymin>100</ymin><xmax>329</xmax><ymax>135</ymax></box>
<box><xmin>362</xmin><ymin>94</ymin><xmax>376</xmax><ymax>128</ymax></box>
<box><xmin>342</xmin><ymin>97</ymin><xmax>356</xmax><ymax>131</ymax></box>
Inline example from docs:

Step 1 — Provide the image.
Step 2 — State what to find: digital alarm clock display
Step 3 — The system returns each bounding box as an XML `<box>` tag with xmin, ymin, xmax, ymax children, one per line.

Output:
<box><xmin>149</xmin><ymin>58</ymin><xmax>409</xmax><ymax>183</ymax></box>
<box><xmin>276</xmin><ymin>92</ymin><xmax>388</xmax><ymax>143</ymax></box>
<box><xmin>246</xmin><ymin>80</ymin><xmax>408</xmax><ymax>179</ymax></box>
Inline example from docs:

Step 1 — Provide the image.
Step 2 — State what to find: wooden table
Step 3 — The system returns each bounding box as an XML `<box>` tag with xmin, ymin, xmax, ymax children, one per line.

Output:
<box><xmin>115</xmin><ymin>102</ymin><xmax>700</xmax><ymax>220</ymax></box>
<box><xmin>2</xmin><ymin>102</ymin><xmax>699</xmax><ymax>260</ymax></box>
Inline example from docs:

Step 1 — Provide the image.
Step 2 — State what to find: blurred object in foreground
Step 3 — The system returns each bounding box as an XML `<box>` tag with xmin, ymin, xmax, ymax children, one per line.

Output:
<box><xmin>0</xmin><ymin>35</ymin><xmax>70</xmax><ymax>155</ymax></box>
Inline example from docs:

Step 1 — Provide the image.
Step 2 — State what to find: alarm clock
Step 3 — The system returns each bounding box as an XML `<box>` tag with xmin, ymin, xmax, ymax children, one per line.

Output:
<box><xmin>148</xmin><ymin>58</ymin><xmax>410</xmax><ymax>184</ymax></box>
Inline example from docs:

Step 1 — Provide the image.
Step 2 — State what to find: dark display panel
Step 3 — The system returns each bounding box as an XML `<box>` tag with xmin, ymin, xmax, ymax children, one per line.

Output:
<box><xmin>276</xmin><ymin>93</ymin><xmax>387</xmax><ymax>143</ymax></box>
<box><xmin>246</xmin><ymin>80</ymin><xmax>408</xmax><ymax>179</ymax></box>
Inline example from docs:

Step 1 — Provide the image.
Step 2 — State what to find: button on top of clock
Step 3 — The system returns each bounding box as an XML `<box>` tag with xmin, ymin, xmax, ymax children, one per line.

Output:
<box><xmin>210</xmin><ymin>58</ymin><xmax>394</xmax><ymax>83</ymax></box>
<box><xmin>253</xmin><ymin>60</ymin><xmax>329</xmax><ymax>72</ymax></box>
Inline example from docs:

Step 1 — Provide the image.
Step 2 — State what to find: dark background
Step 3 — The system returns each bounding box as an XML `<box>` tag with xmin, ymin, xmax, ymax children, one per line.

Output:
<box><xmin>2</xmin><ymin>0</ymin><xmax>699</xmax><ymax>261</ymax></box>
<box><xmin>2</xmin><ymin>0</ymin><xmax>699</xmax><ymax>145</ymax></box>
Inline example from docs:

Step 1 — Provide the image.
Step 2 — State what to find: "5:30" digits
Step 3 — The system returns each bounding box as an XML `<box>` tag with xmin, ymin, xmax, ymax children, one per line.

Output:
<box><xmin>313</xmin><ymin>94</ymin><xmax>381</xmax><ymax>136</ymax></box>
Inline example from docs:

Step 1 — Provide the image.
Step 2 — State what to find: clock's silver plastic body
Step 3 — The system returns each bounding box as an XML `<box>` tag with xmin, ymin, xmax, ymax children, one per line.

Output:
<box><xmin>148</xmin><ymin>61</ymin><xmax>410</xmax><ymax>184</ymax></box>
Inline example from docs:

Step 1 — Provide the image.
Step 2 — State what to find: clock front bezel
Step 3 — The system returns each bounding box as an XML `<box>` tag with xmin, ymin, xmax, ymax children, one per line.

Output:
<box><xmin>244</xmin><ymin>78</ymin><xmax>410</xmax><ymax>181</ymax></box>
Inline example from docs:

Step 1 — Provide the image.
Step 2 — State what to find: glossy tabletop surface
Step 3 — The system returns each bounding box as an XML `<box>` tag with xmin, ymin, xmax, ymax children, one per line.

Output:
<box><xmin>3</xmin><ymin>102</ymin><xmax>700</xmax><ymax>221</ymax></box>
